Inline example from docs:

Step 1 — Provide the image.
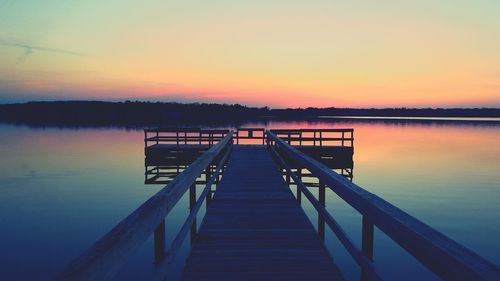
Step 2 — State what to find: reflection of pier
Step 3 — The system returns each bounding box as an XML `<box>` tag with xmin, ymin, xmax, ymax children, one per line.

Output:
<box><xmin>58</xmin><ymin>128</ymin><xmax>499</xmax><ymax>281</ymax></box>
<box><xmin>144</xmin><ymin>128</ymin><xmax>354</xmax><ymax>185</ymax></box>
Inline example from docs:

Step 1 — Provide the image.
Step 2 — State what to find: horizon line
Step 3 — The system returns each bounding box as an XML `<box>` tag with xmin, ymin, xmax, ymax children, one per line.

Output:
<box><xmin>1</xmin><ymin>99</ymin><xmax>499</xmax><ymax>110</ymax></box>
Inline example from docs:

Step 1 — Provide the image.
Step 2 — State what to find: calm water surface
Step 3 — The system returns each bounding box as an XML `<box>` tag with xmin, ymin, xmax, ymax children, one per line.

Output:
<box><xmin>0</xmin><ymin>120</ymin><xmax>498</xmax><ymax>280</ymax></box>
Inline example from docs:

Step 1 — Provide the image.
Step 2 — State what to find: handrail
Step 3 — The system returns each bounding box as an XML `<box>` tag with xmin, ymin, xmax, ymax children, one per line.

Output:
<box><xmin>271</xmin><ymin>128</ymin><xmax>354</xmax><ymax>147</ymax></box>
<box><xmin>145</xmin><ymin>128</ymin><xmax>354</xmax><ymax>147</ymax></box>
<box><xmin>152</xmin><ymin>142</ymin><xmax>233</xmax><ymax>281</ymax></box>
<box><xmin>271</xmin><ymin>128</ymin><xmax>353</xmax><ymax>133</ymax></box>
<box><xmin>268</xmin><ymin>141</ymin><xmax>384</xmax><ymax>281</ymax></box>
<box><xmin>266</xmin><ymin>130</ymin><xmax>499</xmax><ymax>281</ymax></box>
<box><xmin>56</xmin><ymin>131</ymin><xmax>234</xmax><ymax>281</ymax></box>
<box><xmin>145</xmin><ymin>129</ymin><xmax>229</xmax><ymax>147</ymax></box>
<box><xmin>235</xmin><ymin>127</ymin><xmax>266</xmax><ymax>145</ymax></box>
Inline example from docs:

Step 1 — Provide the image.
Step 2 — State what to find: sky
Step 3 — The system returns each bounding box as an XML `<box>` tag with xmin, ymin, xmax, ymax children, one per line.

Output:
<box><xmin>0</xmin><ymin>0</ymin><xmax>499</xmax><ymax>108</ymax></box>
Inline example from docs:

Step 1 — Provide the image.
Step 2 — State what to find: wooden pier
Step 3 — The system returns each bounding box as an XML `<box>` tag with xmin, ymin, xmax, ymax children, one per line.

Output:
<box><xmin>56</xmin><ymin>128</ymin><xmax>499</xmax><ymax>281</ymax></box>
<box><xmin>182</xmin><ymin>146</ymin><xmax>343</xmax><ymax>281</ymax></box>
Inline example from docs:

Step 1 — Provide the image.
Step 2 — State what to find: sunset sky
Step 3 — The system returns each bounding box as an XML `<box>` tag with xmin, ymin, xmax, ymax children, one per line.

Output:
<box><xmin>0</xmin><ymin>0</ymin><xmax>499</xmax><ymax>108</ymax></box>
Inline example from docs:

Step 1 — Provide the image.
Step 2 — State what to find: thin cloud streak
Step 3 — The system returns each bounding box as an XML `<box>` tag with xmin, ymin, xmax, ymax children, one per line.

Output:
<box><xmin>0</xmin><ymin>40</ymin><xmax>86</xmax><ymax>63</ymax></box>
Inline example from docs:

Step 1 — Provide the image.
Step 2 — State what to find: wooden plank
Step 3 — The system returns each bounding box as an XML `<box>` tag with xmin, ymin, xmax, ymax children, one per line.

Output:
<box><xmin>181</xmin><ymin>146</ymin><xmax>344</xmax><ymax>281</ymax></box>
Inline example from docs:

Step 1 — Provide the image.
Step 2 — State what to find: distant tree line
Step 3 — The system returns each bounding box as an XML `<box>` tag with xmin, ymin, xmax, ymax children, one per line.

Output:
<box><xmin>0</xmin><ymin>101</ymin><xmax>498</xmax><ymax>127</ymax></box>
<box><xmin>0</xmin><ymin>101</ymin><xmax>268</xmax><ymax>127</ymax></box>
<box><xmin>271</xmin><ymin>107</ymin><xmax>500</xmax><ymax>118</ymax></box>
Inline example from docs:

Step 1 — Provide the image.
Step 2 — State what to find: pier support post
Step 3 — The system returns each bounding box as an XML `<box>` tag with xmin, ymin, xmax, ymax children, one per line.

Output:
<box><xmin>154</xmin><ymin>220</ymin><xmax>165</xmax><ymax>264</ymax></box>
<box><xmin>318</xmin><ymin>180</ymin><xmax>326</xmax><ymax>241</ymax></box>
<box><xmin>361</xmin><ymin>216</ymin><xmax>374</xmax><ymax>281</ymax></box>
<box><xmin>190</xmin><ymin>183</ymin><xmax>197</xmax><ymax>244</ymax></box>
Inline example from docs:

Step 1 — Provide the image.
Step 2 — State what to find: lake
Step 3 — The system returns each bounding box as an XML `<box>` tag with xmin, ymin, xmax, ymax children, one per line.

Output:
<box><xmin>0</xmin><ymin>118</ymin><xmax>499</xmax><ymax>280</ymax></box>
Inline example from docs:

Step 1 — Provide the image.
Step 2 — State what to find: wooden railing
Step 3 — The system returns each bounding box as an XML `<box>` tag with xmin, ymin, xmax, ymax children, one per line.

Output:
<box><xmin>266</xmin><ymin>130</ymin><xmax>499</xmax><ymax>281</ymax></box>
<box><xmin>145</xmin><ymin>128</ymin><xmax>229</xmax><ymax>147</ymax></box>
<box><xmin>235</xmin><ymin>127</ymin><xmax>266</xmax><ymax>145</ymax></box>
<box><xmin>56</xmin><ymin>132</ymin><xmax>234</xmax><ymax>281</ymax></box>
<box><xmin>145</xmin><ymin>128</ymin><xmax>353</xmax><ymax>147</ymax></box>
<box><xmin>271</xmin><ymin>128</ymin><xmax>353</xmax><ymax>147</ymax></box>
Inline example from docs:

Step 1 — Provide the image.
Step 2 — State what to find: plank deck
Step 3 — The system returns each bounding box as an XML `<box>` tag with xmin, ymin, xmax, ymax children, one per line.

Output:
<box><xmin>181</xmin><ymin>146</ymin><xmax>344</xmax><ymax>281</ymax></box>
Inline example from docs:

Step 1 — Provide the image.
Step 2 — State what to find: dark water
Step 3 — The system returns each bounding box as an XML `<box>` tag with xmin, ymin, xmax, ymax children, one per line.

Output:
<box><xmin>0</xmin><ymin>119</ymin><xmax>498</xmax><ymax>280</ymax></box>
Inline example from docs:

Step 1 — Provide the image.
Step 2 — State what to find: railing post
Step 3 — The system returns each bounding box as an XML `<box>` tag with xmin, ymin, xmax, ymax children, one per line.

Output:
<box><xmin>296</xmin><ymin>168</ymin><xmax>302</xmax><ymax>204</ymax></box>
<box><xmin>361</xmin><ymin>216</ymin><xmax>374</xmax><ymax>281</ymax></box>
<box><xmin>205</xmin><ymin>166</ymin><xmax>211</xmax><ymax>209</ymax></box>
<box><xmin>318</xmin><ymin>180</ymin><xmax>326</xmax><ymax>241</ymax></box>
<box><xmin>190</xmin><ymin>183</ymin><xmax>197</xmax><ymax>244</ymax></box>
<box><xmin>154</xmin><ymin>220</ymin><xmax>165</xmax><ymax>264</ymax></box>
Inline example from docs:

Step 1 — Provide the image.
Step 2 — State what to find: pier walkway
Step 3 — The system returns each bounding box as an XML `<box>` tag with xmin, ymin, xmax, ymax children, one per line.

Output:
<box><xmin>56</xmin><ymin>128</ymin><xmax>499</xmax><ymax>281</ymax></box>
<box><xmin>181</xmin><ymin>146</ymin><xmax>343</xmax><ymax>281</ymax></box>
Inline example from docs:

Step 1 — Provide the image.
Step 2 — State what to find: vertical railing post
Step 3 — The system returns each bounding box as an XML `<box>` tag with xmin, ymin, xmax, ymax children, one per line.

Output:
<box><xmin>351</xmin><ymin>130</ymin><xmax>354</xmax><ymax>147</ymax></box>
<box><xmin>156</xmin><ymin>131</ymin><xmax>159</xmax><ymax>145</ymax></box>
<box><xmin>190</xmin><ymin>183</ymin><xmax>197</xmax><ymax>244</ymax></box>
<box><xmin>296</xmin><ymin>168</ymin><xmax>302</xmax><ymax>204</ymax></box>
<box><xmin>318</xmin><ymin>180</ymin><xmax>326</xmax><ymax>241</ymax></box>
<box><xmin>154</xmin><ymin>220</ymin><xmax>165</xmax><ymax>264</ymax></box>
<box><xmin>342</xmin><ymin>131</ymin><xmax>345</xmax><ymax>146</ymax></box>
<box><xmin>205</xmin><ymin>166</ymin><xmax>211</xmax><ymax>209</ymax></box>
<box><xmin>361</xmin><ymin>216</ymin><xmax>374</xmax><ymax>281</ymax></box>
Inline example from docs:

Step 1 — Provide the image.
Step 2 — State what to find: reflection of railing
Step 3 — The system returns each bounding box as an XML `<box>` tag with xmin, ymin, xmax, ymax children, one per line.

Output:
<box><xmin>271</xmin><ymin>128</ymin><xmax>354</xmax><ymax>147</ymax></box>
<box><xmin>266</xmin><ymin>130</ymin><xmax>498</xmax><ymax>281</ymax></box>
<box><xmin>57</xmin><ymin>132</ymin><xmax>234</xmax><ymax>281</ymax></box>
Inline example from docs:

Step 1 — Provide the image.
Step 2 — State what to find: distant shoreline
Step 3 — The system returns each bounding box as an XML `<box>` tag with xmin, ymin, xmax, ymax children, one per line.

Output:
<box><xmin>0</xmin><ymin>101</ymin><xmax>499</xmax><ymax>127</ymax></box>
<box><xmin>317</xmin><ymin>116</ymin><xmax>500</xmax><ymax>121</ymax></box>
